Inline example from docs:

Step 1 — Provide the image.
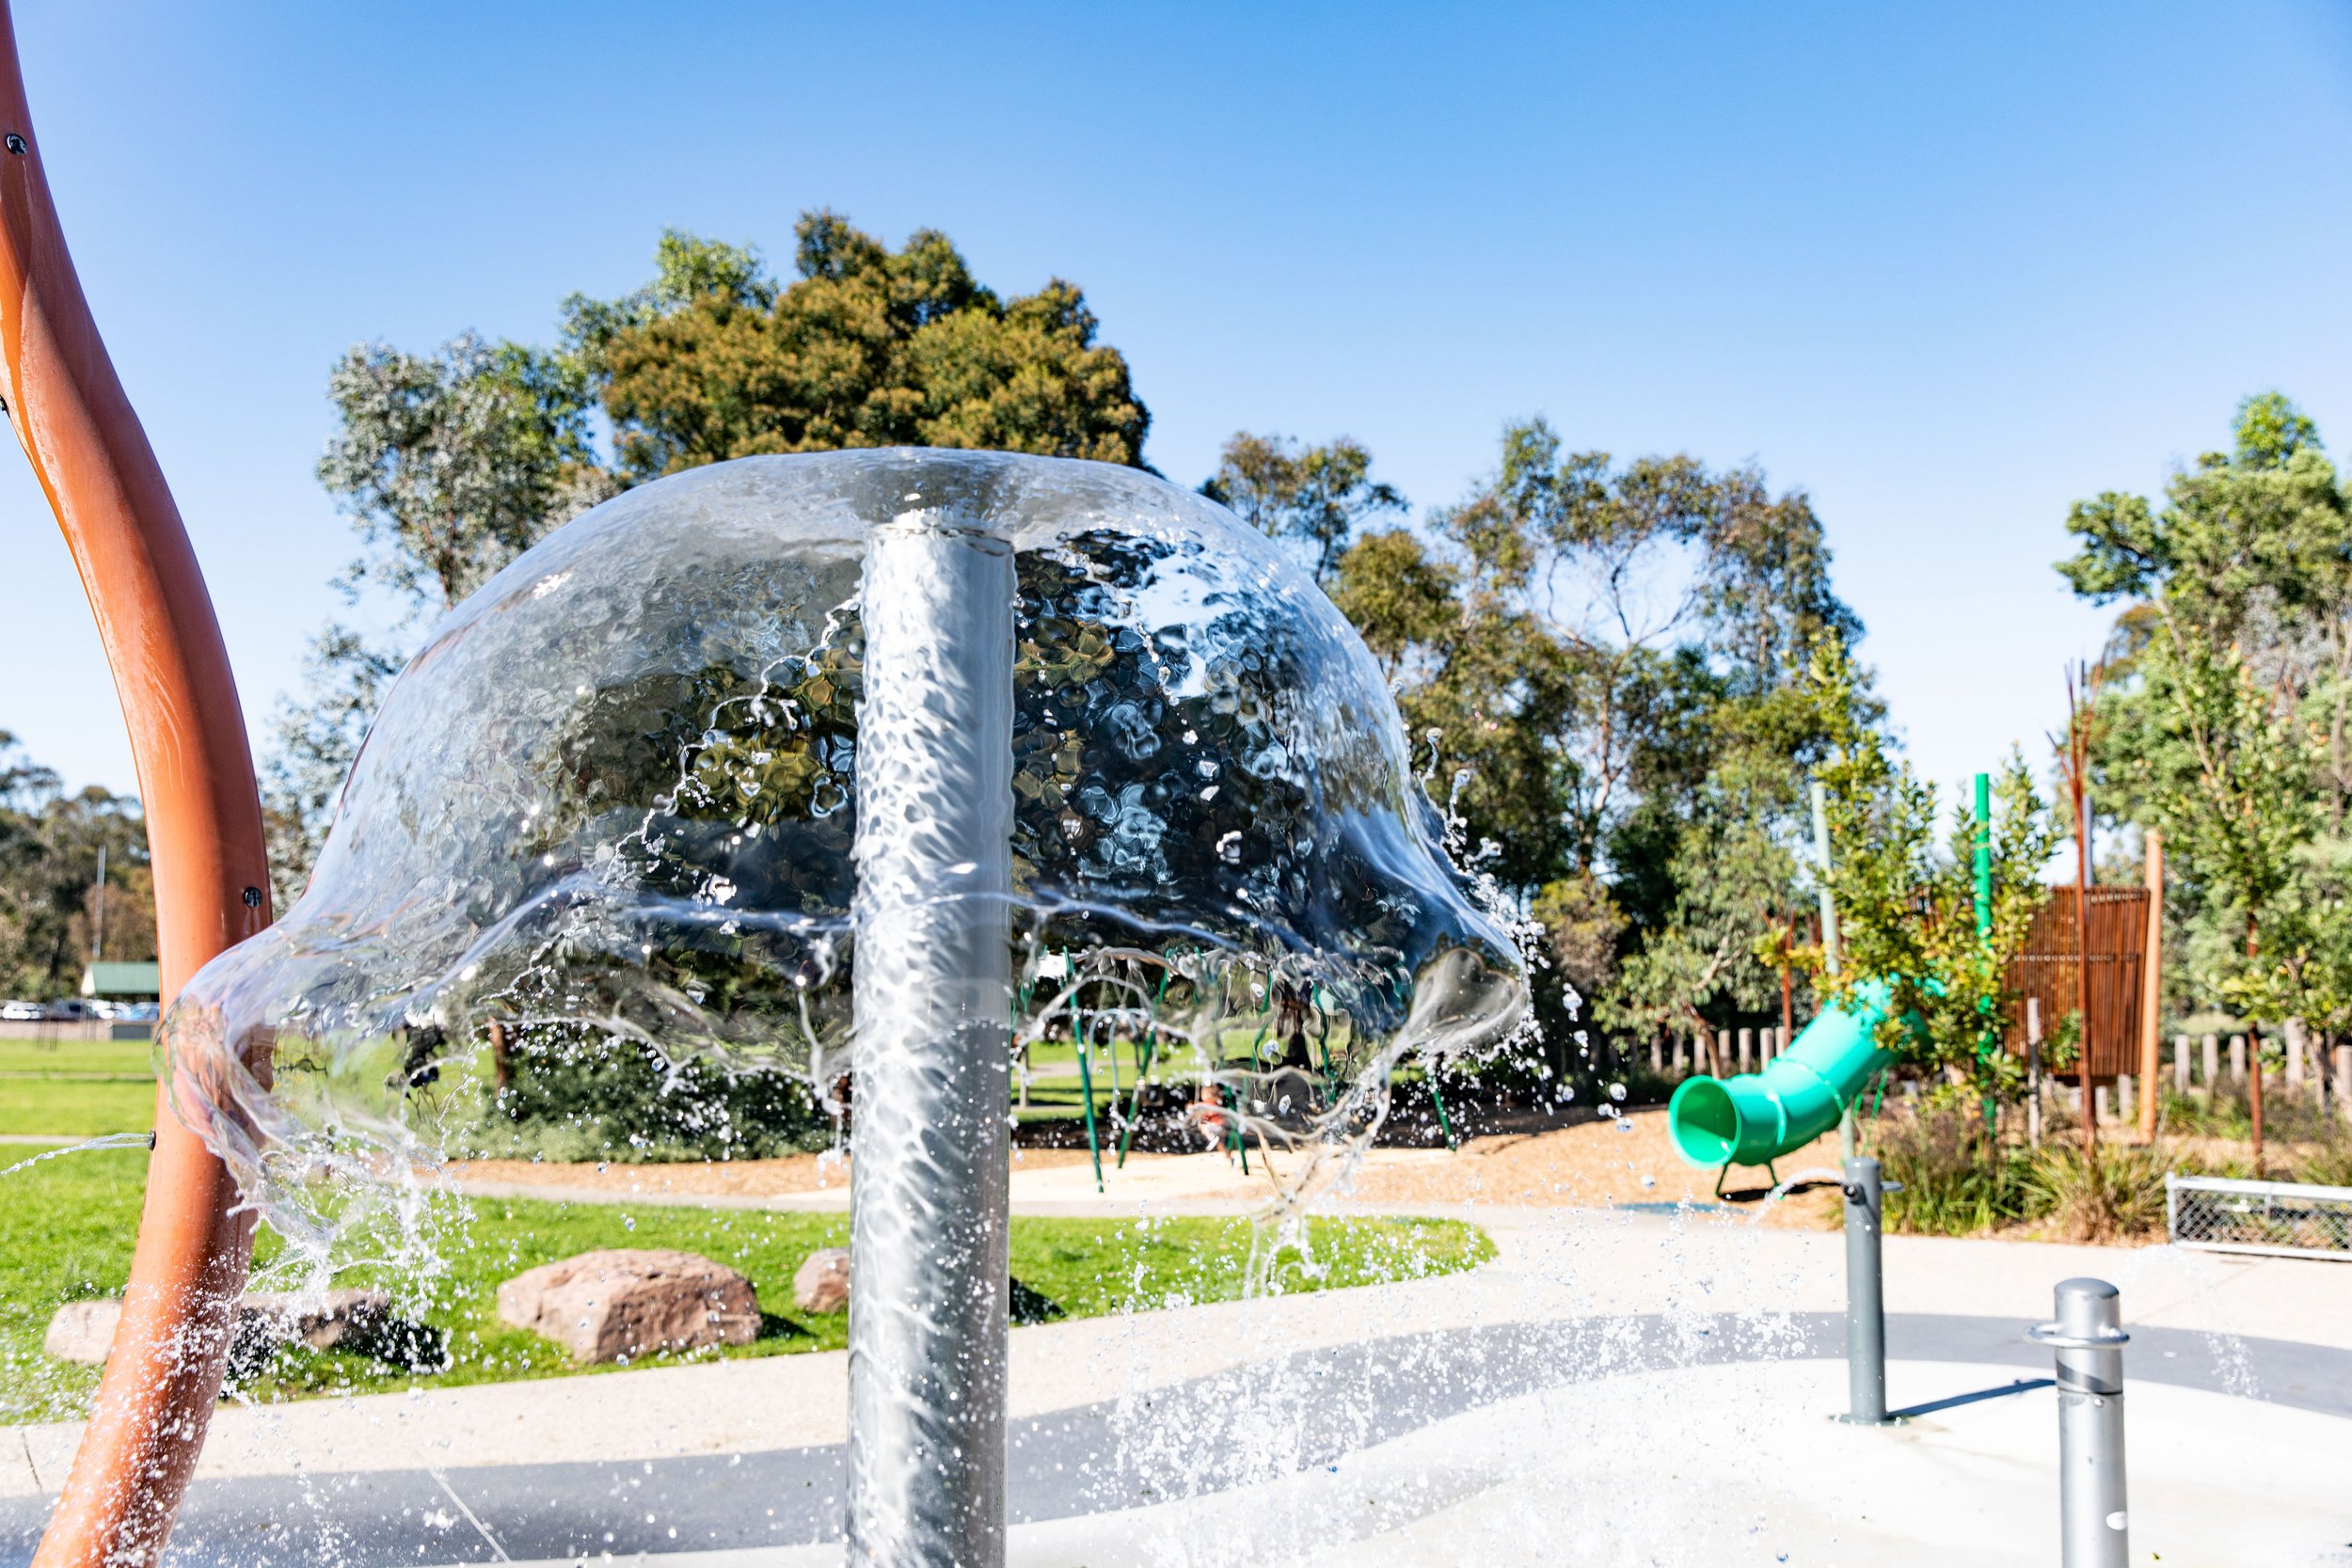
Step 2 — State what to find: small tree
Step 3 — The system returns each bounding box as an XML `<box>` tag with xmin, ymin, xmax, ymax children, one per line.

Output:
<box><xmin>1800</xmin><ymin>640</ymin><xmax>2062</xmax><ymax>1124</ymax></box>
<box><xmin>2115</xmin><ymin>634</ymin><xmax>2319</xmax><ymax>1171</ymax></box>
<box><xmin>2058</xmin><ymin>392</ymin><xmax>2352</xmax><ymax>1169</ymax></box>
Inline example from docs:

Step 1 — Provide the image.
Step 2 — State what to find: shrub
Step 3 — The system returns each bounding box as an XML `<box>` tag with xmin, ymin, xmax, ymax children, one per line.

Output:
<box><xmin>2017</xmin><ymin>1140</ymin><xmax>2174</xmax><ymax>1243</ymax></box>
<box><xmin>2294</xmin><ymin>1135</ymin><xmax>2352</xmax><ymax>1188</ymax></box>
<box><xmin>461</xmin><ymin>1025</ymin><xmax>831</xmax><ymax>1163</ymax></box>
<box><xmin>1876</xmin><ymin>1104</ymin><xmax>2025</xmax><ymax>1235</ymax></box>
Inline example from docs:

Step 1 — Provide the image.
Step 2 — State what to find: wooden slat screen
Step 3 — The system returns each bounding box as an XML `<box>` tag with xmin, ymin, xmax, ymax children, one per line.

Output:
<box><xmin>2003</xmin><ymin>885</ymin><xmax>2148</xmax><ymax>1080</ymax></box>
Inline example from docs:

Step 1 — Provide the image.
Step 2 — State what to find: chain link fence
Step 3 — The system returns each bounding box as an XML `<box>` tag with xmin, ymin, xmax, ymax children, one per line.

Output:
<box><xmin>2167</xmin><ymin>1173</ymin><xmax>2352</xmax><ymax>1260</ymax></box>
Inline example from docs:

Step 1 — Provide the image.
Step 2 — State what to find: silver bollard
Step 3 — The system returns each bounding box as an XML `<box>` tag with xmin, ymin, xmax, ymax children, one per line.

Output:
<box><xmin>1839</xmin><ymin>1155</ymin><xmax>1890</xmax><ymax>1424</ymax></box>
<box><xmin>2028</xmin><ymin>1278</ymin><xmax>2131</xmax><ymax>1568</ymax></box>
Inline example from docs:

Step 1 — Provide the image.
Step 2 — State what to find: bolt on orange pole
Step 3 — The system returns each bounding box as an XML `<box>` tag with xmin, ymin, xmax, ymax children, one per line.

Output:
<box><xmin>0</xmin><ymin>8</ymin><xmax>273</xmax><ymax>1564</ymax></box>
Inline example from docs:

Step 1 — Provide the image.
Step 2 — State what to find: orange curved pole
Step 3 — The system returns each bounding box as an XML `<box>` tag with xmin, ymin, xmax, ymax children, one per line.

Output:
<box><xmin>0</xmin><ymin>7</ymin><xmax>274</xmax><ymax>1564</ymax></box>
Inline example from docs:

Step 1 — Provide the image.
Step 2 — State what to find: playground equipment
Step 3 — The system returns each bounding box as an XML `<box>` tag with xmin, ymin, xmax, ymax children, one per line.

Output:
<box><xmin>42</xmin><ymin>426</ymin><xmax>1522</xmax><ymax>1568</ymax></box>
<box><xmin>1671</xmin><ymin>771</ymin><xmax>2000</xmax><ymax>1183</ymax></box>
<box><xmin>0</xmin><ymin>8</ymin><xmax>276</xmax><ymax>1561</ymax></box>
<box><xmin>2</xmin><ymin>26</ymin><xmax>1526</xmax><ymax>1545</ymax></box>
<box><xmin>1665</xmin><ymin>981</ymin><xmax>1897</xmax><ymax>1181</ymax></box>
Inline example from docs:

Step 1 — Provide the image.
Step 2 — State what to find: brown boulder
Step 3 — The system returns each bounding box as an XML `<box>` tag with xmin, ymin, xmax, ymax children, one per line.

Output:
<box><xmin>495</xmin><ymin>1248</ymin><xmax>758</xmax><ymax>1363</ymax></box>
<box><xmin>793</xmin><ymin>1247</ymin><xmax>850</xmax><ymax>1314</ymax></box>
<box><xmin>43</xmin><ymin>1300</ymin><xmax>119</xmax><ymax>1365</ymax></box>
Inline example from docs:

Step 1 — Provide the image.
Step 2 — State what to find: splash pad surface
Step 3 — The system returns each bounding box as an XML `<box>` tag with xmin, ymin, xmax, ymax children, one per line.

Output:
<box><xmin>7</xmin><ymin>1206</ymin><xmax>2348</xmax><ymax>1566</ymax></box>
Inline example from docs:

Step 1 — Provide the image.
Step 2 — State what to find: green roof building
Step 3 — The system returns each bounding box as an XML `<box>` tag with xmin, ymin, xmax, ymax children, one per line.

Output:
<box><xmin>80</xmin><ymin>961</ymin><xmax>160</xmax><ymax>999</ymax></box>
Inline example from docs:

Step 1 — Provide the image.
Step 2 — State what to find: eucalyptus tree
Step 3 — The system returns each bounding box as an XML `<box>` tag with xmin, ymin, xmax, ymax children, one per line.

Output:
<box><xmin>1328</xmin><ymin>417</ymin><xmax>1869</xmax><ymax>1064</ymax></box>
<box><xmin>270</xmin><ymin>216</ymin><xmax>1154</xmax><ymax>898</ymax></box>
<box><xmin>1201</xmin><ymin>433</ymin><xmax>1406</xmax><ymax>583</ymax></box>
<box><xmin>0</xmin><ymin>734</ymin><xmax>153</xmax><ymax>998</ymax></box>
<box><xmin>268</xmin><ymin>334</ymin><xmax>607</xmax><ymax>899</ymax></box>
<box><xmin>2058</xmin><ymin>393</ymin><xmax>2352</xmax><ymax>1105</ymax></box>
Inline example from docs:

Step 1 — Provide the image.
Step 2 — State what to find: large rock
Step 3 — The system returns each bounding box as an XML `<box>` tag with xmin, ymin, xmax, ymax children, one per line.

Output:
<box><xmin>44</xmin><ymin>1289</ymin><xmax>399</xmax><ymax>1369</ymax></box>
<box><xmin>793</xmin><ymin>1248</ymin><xmax>850</xmax><ymax>1314</ymax></box>
<box><xmin>43</xmin><ymin>1300</ymin><xmax>119</xmax><ymax>1365</ymax></box>
<box><xmin>496</xmin><ymin>1248</ymin><xmax>759</xmax><ymax>1363</ymax></box>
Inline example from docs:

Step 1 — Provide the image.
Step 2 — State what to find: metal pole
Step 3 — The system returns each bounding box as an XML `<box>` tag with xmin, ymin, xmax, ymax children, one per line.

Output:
<box><xmin>2028</xmin><ymin>1278</ymin><xmax>2131</xmax><ymax>1568</ymax></box>
<box><xmin>848</xmin><ymin>515</ymin><xmax>1015</xmax><ymax>1568</ymax></box>
<box><xmin>2069</xmin><ymin>668</ymin><xmax>2097</xmax><ymax>1163</ymax></box>
<box><xmin>2026</xmin><ymin>996</ymin><xmax>2042</xmax><ymax>1150</ymax></box>
<box><xmin>1840</xmin><ymin>1155</ymin><xmax>1889</xmax><ymax>1424</ymax></box>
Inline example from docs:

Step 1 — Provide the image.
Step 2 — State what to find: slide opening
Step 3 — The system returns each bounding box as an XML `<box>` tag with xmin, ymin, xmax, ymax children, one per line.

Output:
<box><xmin>1667</xmin><ymin>1077</ymin><xmax>1739</xmax><ymax>1166</ymax></box>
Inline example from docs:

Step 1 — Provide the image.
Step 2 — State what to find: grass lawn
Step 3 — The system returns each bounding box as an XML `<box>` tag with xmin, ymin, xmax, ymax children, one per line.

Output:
<box><xmin>0</xmin><ymin>1148</ymin><xmax>1493</xmax><ymax>1424</ymax></box>
<box><xmin>0</xmin><ymin>1037</ymin><xmax>157</xmax><ymax>1137</ymax></box>
<box><xmin>0</xmin><ymin>1038</ymin><xmax>153</xmax><ymax>1077</ymax></box>
<box><xmin>0</xmin><ymin>1079</ymin><xmax>155</xmax><ymax>1137</ymax></box>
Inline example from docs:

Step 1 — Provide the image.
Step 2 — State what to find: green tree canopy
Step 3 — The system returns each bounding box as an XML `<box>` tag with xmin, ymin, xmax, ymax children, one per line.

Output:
<box><xmin>1201</xmin><ymin>433</ymin><xmax>1406</xmax><ymax>583</ymax></box>
<box><xmin>581</xmin><ymin>215</ymin><xmax>1150</xmax><ymax>477</ymax></box>
<box><xmin>273</xmin><ymin>216</ymin><xmax>1154</xmax><ymax>896</ymax></box>
<box><xmin>2058</xmin><ymin>392</ymin><xmax>2352</xmax><ymax>1045</ymax></box>
<box><xmin>1327</xmin><ymin>417</ymin><xmax>1871</xmax><ymax>1066</ymax></box>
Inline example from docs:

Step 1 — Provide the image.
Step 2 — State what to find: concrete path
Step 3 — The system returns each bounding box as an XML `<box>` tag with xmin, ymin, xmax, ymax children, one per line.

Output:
<box><xmin>6</xmin><ymin>1196</ymin><xmax>2349</xmax><ymax>1565</ymax></box>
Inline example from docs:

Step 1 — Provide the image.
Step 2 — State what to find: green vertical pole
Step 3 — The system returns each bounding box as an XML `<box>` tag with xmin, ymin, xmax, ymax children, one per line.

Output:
<box><xmin>1117</xmin><ymin>966</ymin><xmax>1172</xmax><ymax>1169</ymax></box>
<box><xmin>1076</xmin><ymin>1021</ymin><xmax>1103</xmax><ymax>1193</ymax></box>
<box><xmin>1973</xmin><ymin>772</ymin><xmax>1994</xmax><ymax>940</ymax></box>
<box><xmin>1428</xmin><ymin>1069</ymin><xmax>1458</xmax><ymax>1150</ymax></box>
<box><xmin>1814</xmin><ymin>780</ymin><xmax>1855</xmax><ymax>1160</ymax></box>
<box><xmin>1974</xmin><ymin>771</ymin><xmax>1997</xmax><ymax>1142</ymax></box>
<box><xmin>1115</xmin><ymin>1031</ymin><xmax>1155</xmax><ymax>1168</ymax></box>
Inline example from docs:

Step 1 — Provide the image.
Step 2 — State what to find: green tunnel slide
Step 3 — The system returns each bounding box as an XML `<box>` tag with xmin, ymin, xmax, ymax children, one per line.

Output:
<box><xmin>1666</xmin><ymin>980</ymin><xmax>1899</xmax><ymax>1171</ymax></box>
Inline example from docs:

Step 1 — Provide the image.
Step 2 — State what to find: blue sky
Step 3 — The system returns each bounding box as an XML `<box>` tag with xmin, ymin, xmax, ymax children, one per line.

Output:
<box><xmin>7</xmin><ymin>0</ymin><xmax>2351</xmax><ymax>814</ymax></box>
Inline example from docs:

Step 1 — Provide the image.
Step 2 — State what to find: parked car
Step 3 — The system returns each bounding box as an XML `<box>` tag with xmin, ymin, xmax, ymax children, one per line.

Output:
<box><xmin>116</xmin><ymin>1001</ymin><xmax>160</xmax><ymax>1022</ymax></box>
<box><xmin>0</xmin><ymin>999</ymin><xmax>42</xmax><ymax>1021</ymax></box>
<box><xmin>42</xmin><ymin>998</ymin><xmax>91</xmax><ymax>1022</ymax></box>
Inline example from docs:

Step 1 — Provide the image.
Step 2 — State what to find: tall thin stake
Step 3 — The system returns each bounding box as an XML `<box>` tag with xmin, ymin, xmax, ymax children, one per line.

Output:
<box><xmin>2246</xmin><ymin>923</ymin><xmax>2265</xmax><ymax>1179</ymax></box>
<box><xmin>2064</xmin><ymin>664</ymin><xmax>2099</xmax><ymax>1164</ymax></box>
<box><xmin>2138</xmin><ymin>831</ymin><xmax>2163</xmax><ymax>1144</ymax></box>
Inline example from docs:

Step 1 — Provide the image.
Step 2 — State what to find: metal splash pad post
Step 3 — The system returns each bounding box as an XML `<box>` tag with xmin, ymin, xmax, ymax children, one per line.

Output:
<box><xmin>848</xmin><ymin>512</ymin><xmax>1016</xmax><ymax>1565</ymax></box>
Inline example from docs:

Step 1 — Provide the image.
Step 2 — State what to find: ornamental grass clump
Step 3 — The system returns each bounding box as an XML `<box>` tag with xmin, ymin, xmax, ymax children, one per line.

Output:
<box><xmin>1876</xmin><ymin>1103</ymin><xmax>2026</xmax><ymax>1236</ymax></box>
<box><xmin>2018</xmin><ymin>1138</ymin><xmax>2173</xmax><ymax>1243</ymax></box>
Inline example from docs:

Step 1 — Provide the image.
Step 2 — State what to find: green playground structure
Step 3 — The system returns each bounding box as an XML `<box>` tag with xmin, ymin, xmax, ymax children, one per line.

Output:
<box><xmin>1667</xmin><ymin>771</ymin><xmax>1990</xmax><ymax>1184</ymax></box>
<box><xmin>1666</xmin><ymin>979</ymin><xmax>1899</xmax><ymax>1180</ymax></box>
